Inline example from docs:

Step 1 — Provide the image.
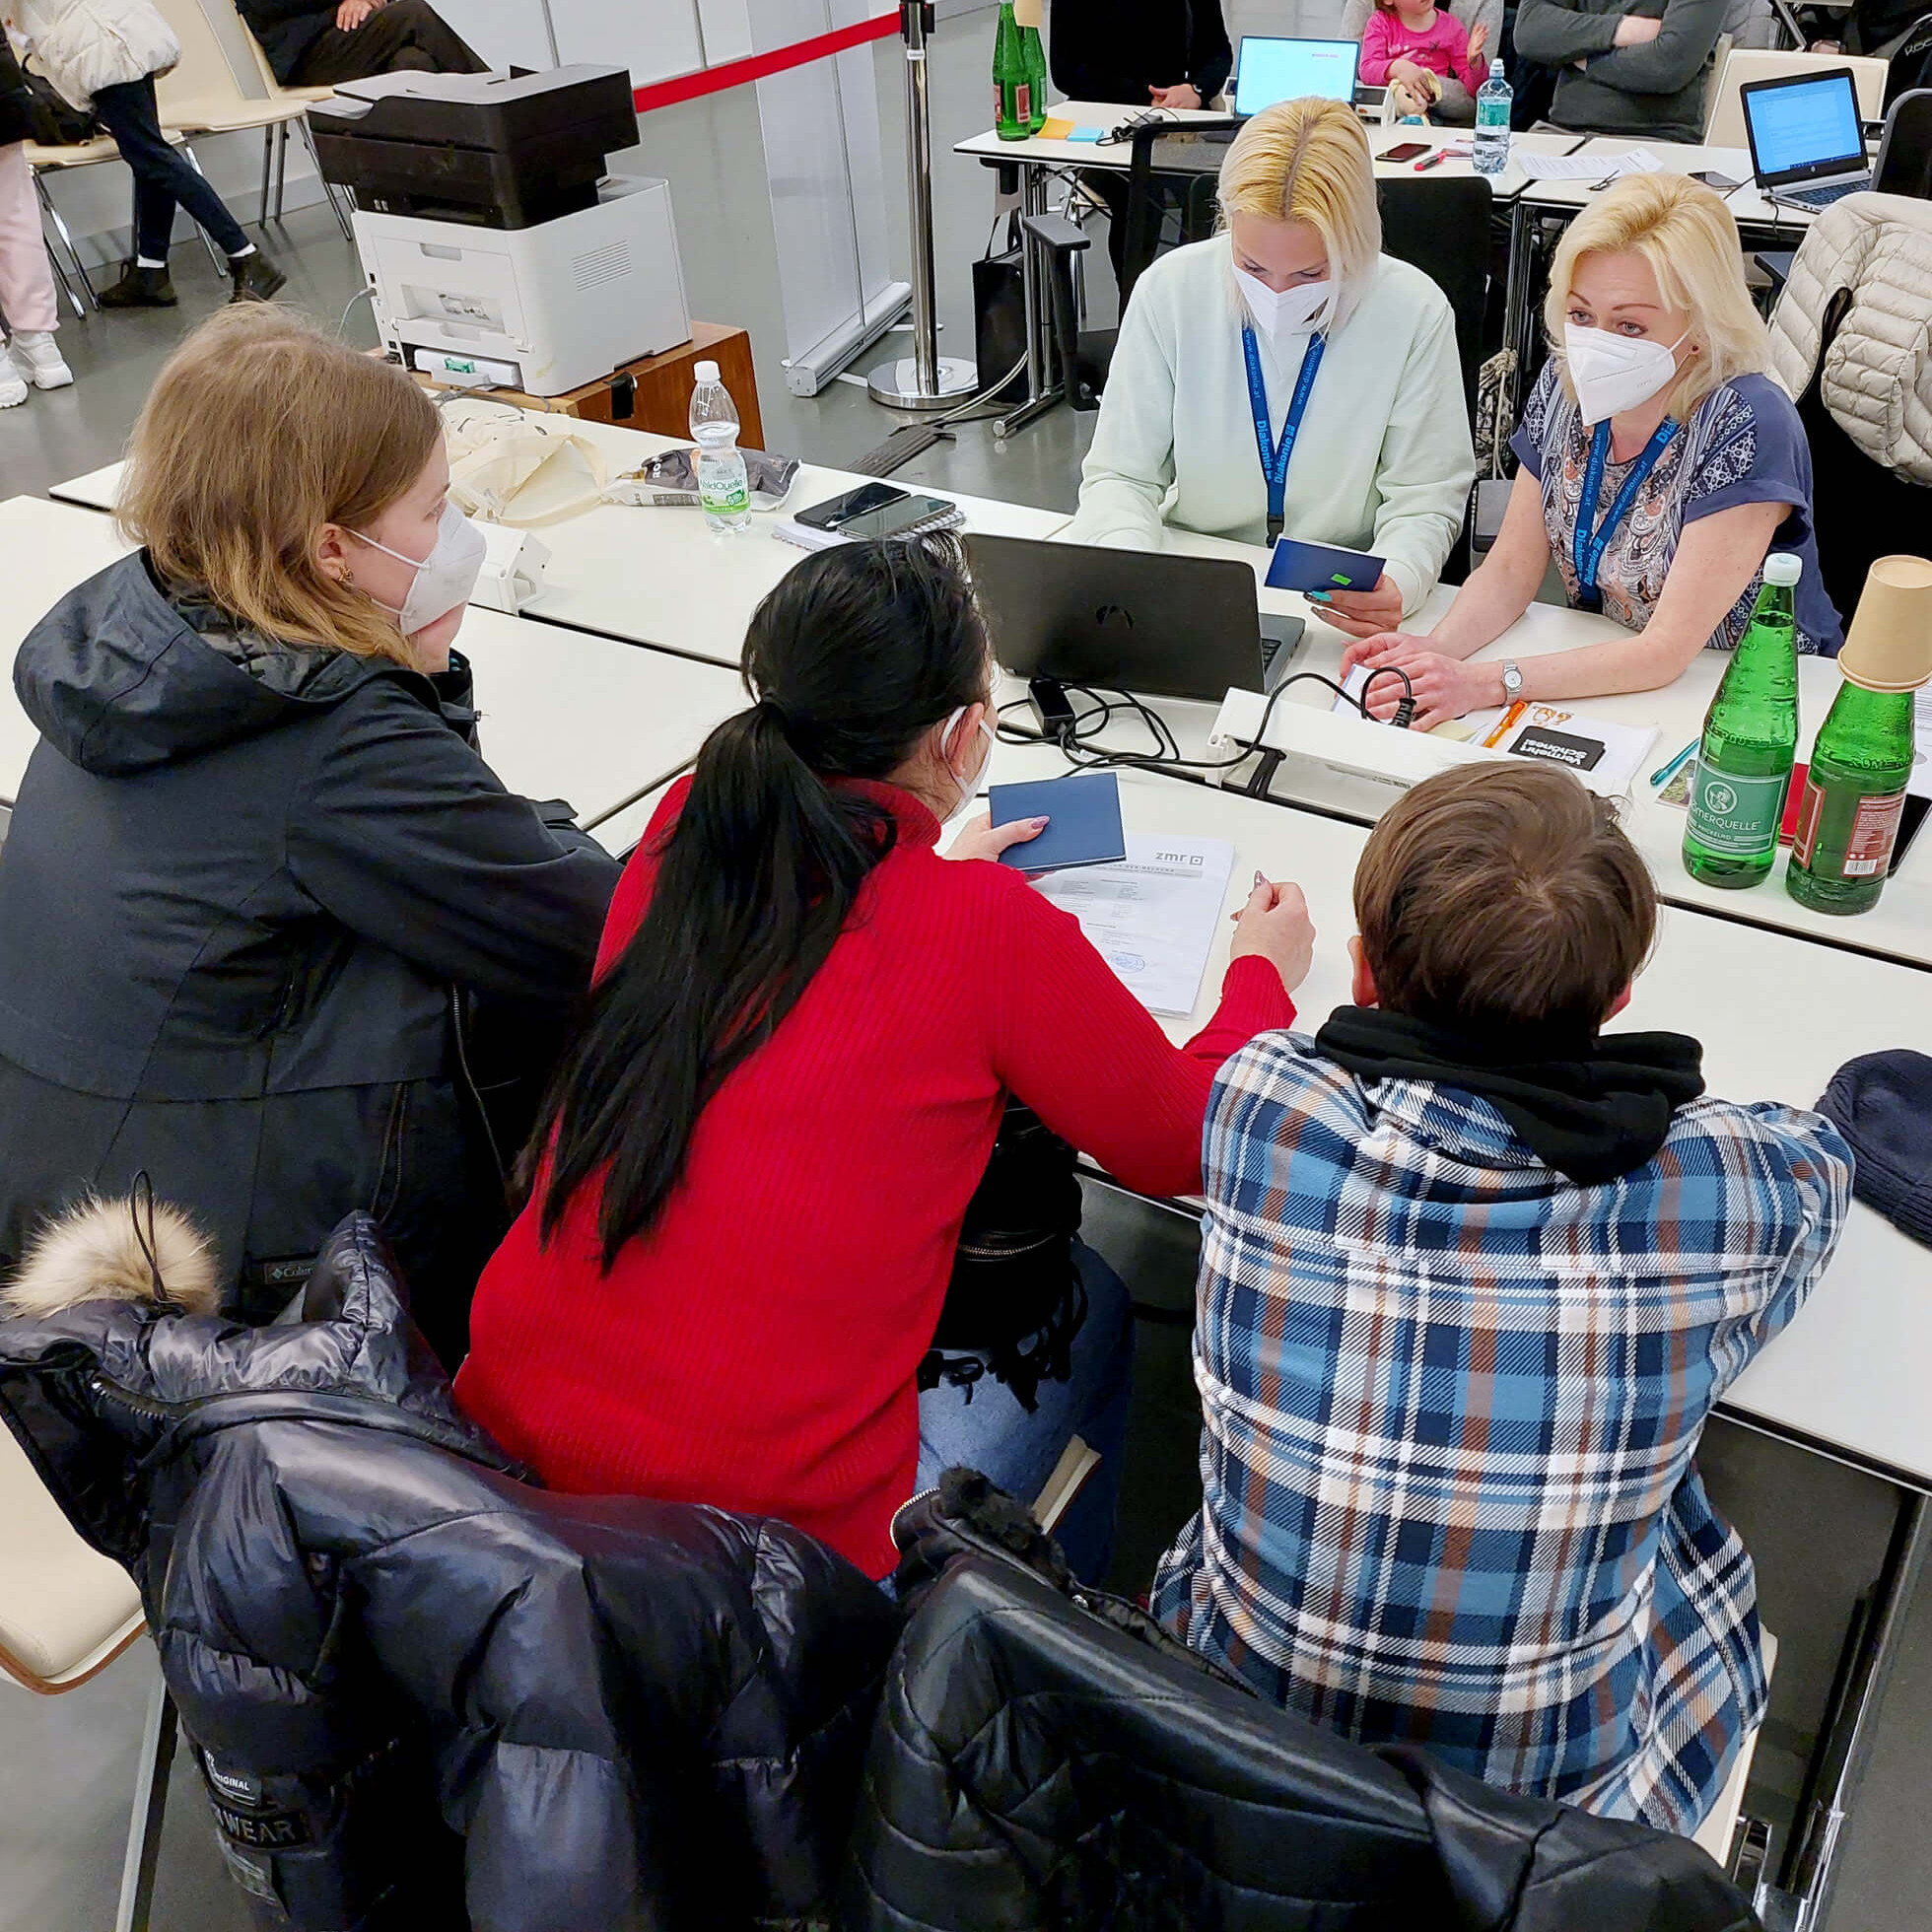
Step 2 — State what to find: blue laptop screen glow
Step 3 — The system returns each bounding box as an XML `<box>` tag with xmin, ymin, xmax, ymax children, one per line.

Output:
<box><xmin>1233</xmin><ymin>37</ymin><xmax>1361</xmax><ymax>115</ymax></box>
<box><xmin>1746</xmin><ymin>73</ymin><xmax>1863</xmax><ymax>175</ymax></box>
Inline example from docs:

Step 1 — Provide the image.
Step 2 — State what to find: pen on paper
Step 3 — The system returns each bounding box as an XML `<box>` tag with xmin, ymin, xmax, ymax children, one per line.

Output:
<box><xmin>1480</xmin><ymin>700</ymin><xmax>1528</xmax><ymax>750</ymax></box>
<box><xmin>1650</xmin><ymin>740</ymin><xmax>1698</xmax><ymax>789</ymax></box>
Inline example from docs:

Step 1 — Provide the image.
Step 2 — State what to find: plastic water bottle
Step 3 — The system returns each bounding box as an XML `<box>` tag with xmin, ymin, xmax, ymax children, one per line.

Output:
<box><xmin>1474</xmin><ymin>59</ymin><xmax>1511</xmax><ymax>175</ymax></box>
<box><xmin>689</xmin><ymin>361</ymin><xmax>750</xmax><ymax>533</ymax></box>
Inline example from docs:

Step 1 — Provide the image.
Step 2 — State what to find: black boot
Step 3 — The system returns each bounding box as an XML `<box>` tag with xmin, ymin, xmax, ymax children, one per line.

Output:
<box><xmin>228</xmin><ymin>251</ymin><xmax>287</xmax><ymax>304</ymax></box>
<box><xmin>97</xmin><ymin>262</ymin><xmax>177</xmax><ymax>309</ymax></box>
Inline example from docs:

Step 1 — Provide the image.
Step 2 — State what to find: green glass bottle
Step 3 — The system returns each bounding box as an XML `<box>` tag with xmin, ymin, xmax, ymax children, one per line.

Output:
<box><xmin>994</xmin><ymin>4</ymin><xmax>1030</xmax><ymax>141</ymax></box>
<box><xmin>1683</xmin><ymin>554</ymin><xmax>1801</xmax><ymax>889</ymax></box>
<box><xmin>1787</xmin><ymin>678</ymin><xmax>1916</xmax><ymax>915</ymax></box>
<box><xmin>1021</xmin><ymin>24</ymin><xmax>1049</xmax><ymax>133</ymax></box>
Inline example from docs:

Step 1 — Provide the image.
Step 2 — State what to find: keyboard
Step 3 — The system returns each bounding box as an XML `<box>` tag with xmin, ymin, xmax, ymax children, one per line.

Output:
<box><xmin>1780</xmin><ymin>176</ymin><xmax>1869</xmax><ymax>210</ymax></box>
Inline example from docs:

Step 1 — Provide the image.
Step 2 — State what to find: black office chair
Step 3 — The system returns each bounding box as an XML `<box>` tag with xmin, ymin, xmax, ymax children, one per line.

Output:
<box><xmin>1027</xmin><ymin>115</ymin><xmax>1240</xmax><ymax>410</ymax></box>
<box><xmin>1884</xmin><ymin>12</ymin><xmax>1932</xmax><ymax>105</ymax></box>
<box><xmin>1794</xmin><ymin>286</ymin><xmax>1932</xmax><ymax>617</ymax></box>
<box><xmin>1874</xmin><ymin>86</ymin><xmax>1932</xmax><ymax>194</ymax></box>
<box><xmin>1376</xmin><ymin>174</ymin><xmax>1494</xmax><ymax>421</ymax></box>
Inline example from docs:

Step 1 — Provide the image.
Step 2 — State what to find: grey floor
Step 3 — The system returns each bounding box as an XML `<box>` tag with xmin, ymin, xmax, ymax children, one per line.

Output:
<box><xmin>3</xmin><ymin>7</ymin><xmax>1929</xmax><ymax>1927</ymax></box>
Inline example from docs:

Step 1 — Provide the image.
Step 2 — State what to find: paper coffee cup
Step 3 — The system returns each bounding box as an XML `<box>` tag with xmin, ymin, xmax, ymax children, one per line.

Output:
<box><xmin>1838</xmin><ymin>555</ymin><xmax>1932</xmax><ymax>693</ymax></box>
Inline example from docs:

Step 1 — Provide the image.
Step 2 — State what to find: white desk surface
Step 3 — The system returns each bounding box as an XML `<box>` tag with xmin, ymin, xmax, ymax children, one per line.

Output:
<box><xmin>986</xmin><ymin>742</ymin><xmax>1932</xmax><ymax>1491</ymax></box>
<box><xmin>52</xmin><ymin>420</ymin><xmax>1074</xmax><ymax>671</ymax></box>
<box><xmin>954</xmin><ymin>102</ymin><xmax>1584</xmax><ymax>201</ymax></box>
<box><xmin>0</xmin><ymin>494</ymin><xmax>744</xmax><ymax>828</ymax></box>
<box><xmin>1522</xmin><ymin>138</ymin><xmax>1816</xmax><ymax>236</ymax></box>
<box><xmin>1101</xmin><ymin>523</ymin><xmax>1932</xmax><ymax>972</ymax></box>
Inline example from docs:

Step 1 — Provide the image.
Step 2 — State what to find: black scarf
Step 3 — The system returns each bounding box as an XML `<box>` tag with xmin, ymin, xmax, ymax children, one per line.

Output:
<box><xmin>1315</xmin><ymin>1007</ymin><xmax>1707</xmax><ymax>1187</ymax></box>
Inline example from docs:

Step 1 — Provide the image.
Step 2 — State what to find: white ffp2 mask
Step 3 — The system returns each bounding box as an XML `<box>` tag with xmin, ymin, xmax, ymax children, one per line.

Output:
<box><xmin>940</xmin><ymin>704</ymin><xmax>998</xmax><ymax>822</ymax></box>
<box><xmin>1563</xmin><ymin>323</ymin><xmax>1689</xmax><ymax>427</ymax></box>
<box><xmin>353</xmin><ymin>501</ymin><xmax>488</xmax><ymax>635</ymax></box>
<box><xmin>1234</xmin><ymin>265</ymin><xmax>1334</xmax><ymax>340</ymax></box>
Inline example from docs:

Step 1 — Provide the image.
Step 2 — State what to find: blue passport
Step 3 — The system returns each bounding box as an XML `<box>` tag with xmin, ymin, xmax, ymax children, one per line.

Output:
<box><xmin>987</xmin><ymin>772</ymin><xmax>1127</xmax><ymax>873</ymax></box>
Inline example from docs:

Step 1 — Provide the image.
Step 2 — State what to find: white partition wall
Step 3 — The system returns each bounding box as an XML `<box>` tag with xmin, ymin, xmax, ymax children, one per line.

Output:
<box><xmin>749</xmin><ymin>0</ymin><xmax>907</xmax><ymax>394</ymax></box>
<box><xmin>437</xmin><ymin>0</ymin><xmax>559</xmax><ymax>68</ymax></box>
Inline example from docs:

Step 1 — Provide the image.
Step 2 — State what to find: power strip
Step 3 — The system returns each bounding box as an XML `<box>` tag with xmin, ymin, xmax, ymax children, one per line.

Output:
<box><xmin>1208</xmin><ymin>689</ymin><xmax>1505</xmax><ymax>793</ymax></box>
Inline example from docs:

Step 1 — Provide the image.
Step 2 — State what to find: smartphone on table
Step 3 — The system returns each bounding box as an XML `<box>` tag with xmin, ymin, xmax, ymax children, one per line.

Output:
<box><xmin>1381</xmin><ymin>140</ymin><xmax>1430</xmax><ymax>163</ymax></box>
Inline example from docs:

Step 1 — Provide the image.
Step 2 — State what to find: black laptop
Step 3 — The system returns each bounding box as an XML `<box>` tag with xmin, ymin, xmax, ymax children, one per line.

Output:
<box><xmin>1742</xmin><ymin>68</ymin><xmax>1873</xmax><ymax>212</ymax></box>
<box><xmin>964</xmin><ymin>533</ymin><xmax>1304</xmax><ymax>705</ymax></box>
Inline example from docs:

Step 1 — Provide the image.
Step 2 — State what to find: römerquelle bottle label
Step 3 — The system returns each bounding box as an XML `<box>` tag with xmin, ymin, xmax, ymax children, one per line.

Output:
<box><xmin>1687</xmin><ymin>758</ymin><xmax>1789</xmax><ymax>856</ymax></box>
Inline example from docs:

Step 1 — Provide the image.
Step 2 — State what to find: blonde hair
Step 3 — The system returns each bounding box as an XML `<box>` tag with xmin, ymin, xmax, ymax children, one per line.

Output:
<box><xmin>117</xmin><ymin>307</ymin><xmax>441</xmax><ymax>666</ymax></box>
<box><xmin>1217</xmin><ymin>99</ymin><xmax>1381</xmax><ymax>324</ymax></box>
<box><xmin>1542</xmin><ymin>173</ymin><xmax>1775</xmax><ymax>423</ymax></box>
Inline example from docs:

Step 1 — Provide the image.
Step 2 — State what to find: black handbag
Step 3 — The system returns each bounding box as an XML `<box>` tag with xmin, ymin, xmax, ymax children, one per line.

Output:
<box><xmin>2</xmin><ymin>42</ymin><xmax>101</xmax><ymax>146</ymax></box>
<box><xmin>921</xmin><ymin>1099</ymin><xmax>1086</xmax><ymax>1413</ymax></box>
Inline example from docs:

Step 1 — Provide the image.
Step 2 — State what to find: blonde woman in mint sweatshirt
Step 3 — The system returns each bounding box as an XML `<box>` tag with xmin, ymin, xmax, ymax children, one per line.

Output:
<box><xmin>1066</xmin><ymin>99</ymin><xmax>1475</xmax><ymax>641</ymax></box>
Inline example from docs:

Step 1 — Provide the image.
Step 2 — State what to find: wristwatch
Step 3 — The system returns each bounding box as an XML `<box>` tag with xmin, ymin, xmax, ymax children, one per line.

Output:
<box><xmin>1499</xmin><ymin>660</ymin><xmax>1524</xmax><ymax>703</ymax></box>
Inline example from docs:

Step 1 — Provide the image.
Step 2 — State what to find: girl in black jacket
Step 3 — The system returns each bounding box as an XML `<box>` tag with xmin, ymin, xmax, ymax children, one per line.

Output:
<box><xmin>0</xmin><ymin>306</ymin><xmax>619</xmax><ymax>1362</ymax></box>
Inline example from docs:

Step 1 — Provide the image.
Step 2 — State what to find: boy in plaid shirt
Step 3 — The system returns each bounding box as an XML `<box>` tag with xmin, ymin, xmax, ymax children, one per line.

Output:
<box><xmin>1152</xmin><ymin>764</ymin><xmax>1850</xmax><ymax>1832</ymax></box>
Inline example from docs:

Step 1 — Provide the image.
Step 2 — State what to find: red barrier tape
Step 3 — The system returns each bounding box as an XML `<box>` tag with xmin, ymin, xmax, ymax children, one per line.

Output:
<box><xmin>633</xmin><ymin>13</ymin><xmax>900</xmax><ymax>113</ymax></box>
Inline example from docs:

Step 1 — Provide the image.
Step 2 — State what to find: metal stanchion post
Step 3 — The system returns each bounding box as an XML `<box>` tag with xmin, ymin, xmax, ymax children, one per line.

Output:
<box><xmin>868</xmin><ymin>0</ymin><xmax>978</xmax><ymax>409</ymax></box>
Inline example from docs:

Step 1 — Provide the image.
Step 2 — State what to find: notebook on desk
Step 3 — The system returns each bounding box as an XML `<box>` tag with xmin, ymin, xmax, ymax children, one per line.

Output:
<box><xmin>1742</xmin><ymin>68</ymin><xmax>1872</xmax><ymax>212</ymax></box>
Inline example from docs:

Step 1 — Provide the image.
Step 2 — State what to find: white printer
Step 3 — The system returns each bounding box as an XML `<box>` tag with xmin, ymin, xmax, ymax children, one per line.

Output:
<box><xmin>308</xmin><ymin>68</ymin><xmax>690</xmax><ymax>397</ymax></box>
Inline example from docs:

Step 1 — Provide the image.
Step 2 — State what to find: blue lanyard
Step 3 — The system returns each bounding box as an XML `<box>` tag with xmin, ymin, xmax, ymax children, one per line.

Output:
<box><xmin>1572</xmin><ymin>417</ymin><xmax>1678</xmax><ymax>609</ymax></box>
<box><xmin>1242</xmin><ymin>326</ymin><xmax>1325</xmax><ymax>545</ymax></box>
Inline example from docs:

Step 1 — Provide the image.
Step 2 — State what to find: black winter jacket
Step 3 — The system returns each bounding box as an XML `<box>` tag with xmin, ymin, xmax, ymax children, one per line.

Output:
<box><xmin>845</xmin><ymin>1477</ymin><xmax>1760</xmax><ymax>1932</ymax></box>
<box><xmin>0</xmin><ymin>34</ymin><xmax>34</xmax><ymax>144</ymax></box>
<box><xmin>0</xmin><ymin>1211</ymin><xmax>902</xmax><ymax>1931</ymax></box>
<box><xmin>0</xmin><ymin>555</ymin><xmax>618</xmax><ymax>1352</ymax></box>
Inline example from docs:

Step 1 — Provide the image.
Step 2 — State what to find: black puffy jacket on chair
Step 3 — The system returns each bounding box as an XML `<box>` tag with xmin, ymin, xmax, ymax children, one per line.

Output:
<box><xmin>845</xmin><ymin>1481</ymin><xmax>1760</xmax><ymax>1932</ymax></box>
<box><xmin>0</xmin><ymin>1210</ymin><xmax>901</xmax><ymax>1931</ymax></box>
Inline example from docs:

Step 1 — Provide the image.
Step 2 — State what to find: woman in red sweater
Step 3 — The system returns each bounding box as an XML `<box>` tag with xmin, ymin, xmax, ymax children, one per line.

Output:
<box><xmin>454</xmin><ymin>538</ymin><xmax>1312</xmax><ymax>1582</ymax></box>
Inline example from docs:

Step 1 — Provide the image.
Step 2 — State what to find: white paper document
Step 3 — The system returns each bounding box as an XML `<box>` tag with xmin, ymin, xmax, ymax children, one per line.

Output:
<box><xmin>1030</xmin><ymin>835</ymin><xmax>1236</xmax><ymax>1017</ymax></box>
<box><xmin>1516</xmin><ymin>148</ymin><xmax>1665</xmax><ymax>181</ymax></box>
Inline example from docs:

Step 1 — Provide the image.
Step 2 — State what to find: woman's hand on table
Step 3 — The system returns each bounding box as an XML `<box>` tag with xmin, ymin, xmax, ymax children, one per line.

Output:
<box><xmin>1149</xmin><ymin>83</ymin><xmax>1203</xmax><ymax>109</ymax></box>
<box><xmin>946</xmin><ymin>813</ymin><xmax>1047</xmax><ymax>864</ymax></box>
<box><xmin>1229</xmin><ymin>875</ymin><xmax>1315</xmax><ymax>994</ymax></box>
<box><xmin>1310</xmin><ymin>573</ymin><xmax>1405</xmax><ymax>639</ymax></box>
<box><xmin>1346</xmin><ymin>633</ymin><xmax>1501</xmax><ymax>732</ymax></box>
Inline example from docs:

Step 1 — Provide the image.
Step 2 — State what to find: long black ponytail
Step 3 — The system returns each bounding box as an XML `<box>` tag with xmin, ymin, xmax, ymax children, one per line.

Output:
<box><xmin>535</xmin><ymin>535</ymin><xmax>992</xmax><ymax>1268</ymax></box>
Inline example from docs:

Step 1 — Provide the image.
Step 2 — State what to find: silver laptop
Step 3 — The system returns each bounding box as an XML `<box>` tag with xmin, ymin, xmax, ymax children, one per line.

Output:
<box><xmin>1742</xmin><ymin>68</ymin><xmax>1872</xmax><ymax>212</ymax></box>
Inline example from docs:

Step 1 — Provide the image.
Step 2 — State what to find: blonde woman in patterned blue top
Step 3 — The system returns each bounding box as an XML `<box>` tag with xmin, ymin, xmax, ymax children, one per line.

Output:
<box><xmin>1346</xmin><ymin>174</ymin><xmax>1843</xmax><ymax>732</ymax></box>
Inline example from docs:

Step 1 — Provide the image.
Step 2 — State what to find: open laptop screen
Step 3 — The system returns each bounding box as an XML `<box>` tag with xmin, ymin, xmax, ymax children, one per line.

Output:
<box><xmin>1233</xmin><ymin>37</ymin><xmax>1361</xmax><ymax>115</ymax></box>
<box><xmin>1743</xmin><ymin>70</ymin><xmax>1864</xmax><ymax>181</ymax></box>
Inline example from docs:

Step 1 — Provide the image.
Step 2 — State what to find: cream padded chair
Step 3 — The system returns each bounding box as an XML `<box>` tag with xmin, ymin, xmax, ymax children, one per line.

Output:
<box><xmin>0</xmin><ymin>1421</ymin><xmax>175</xmax><ymax>1932</ymax></box>
<box><xmin>1705</xmin><ymin>49</ymin><xmax>1890</xmax><ymax>146</ymax></box>
<box><xmin>227</xmin><ymin>0</ymin><xmax>354</xmax><ymax>238</ymax></box>
<box><xmin>153</xmin><ymin>0</ymin><xmax>345</xmax><ymax>246</ymax></box>
<box><xmin>1690</xmin><ymin>1628</ymin><xmax>1778</xmax><ymax>1875</ymax></box>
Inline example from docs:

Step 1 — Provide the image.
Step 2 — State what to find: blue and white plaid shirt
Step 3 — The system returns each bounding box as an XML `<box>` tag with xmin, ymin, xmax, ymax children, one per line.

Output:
<box><xmin>1151</xmin><ymin>1031</ymin><xmax>1852</xmax><ymax>1831</ymax></box>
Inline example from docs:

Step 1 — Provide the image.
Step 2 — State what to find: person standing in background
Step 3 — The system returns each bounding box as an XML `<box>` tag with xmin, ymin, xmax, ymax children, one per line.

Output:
<box><xmin>0</xmin><ymin>27</ymin><xmax>72</xmax><ymax>401</ymax></box>
<box><xmin>8</xmin><ymin>0</ymin><xmax>286</xmax><ymax>306</ymax></box>
<box><xmin>238</xmin><ymin>0</ymin><xmax>485</xmax><ymax>90</ymax></box>
<box><xmin>1512</xmin><ymin>0</ymin><xmax>1725</xmax><ymax>145</ymax></box>
<box><xmin>1047</xmin><ymin>0</ymin><xmax>1232</xmax><ymax>282</ymax></box>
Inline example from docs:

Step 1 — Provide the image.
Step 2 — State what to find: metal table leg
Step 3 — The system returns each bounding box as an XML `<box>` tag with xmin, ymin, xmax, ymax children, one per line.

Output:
<box><xmin>1761</xmin><ymin>1487</ymin><xmax>1930</xmax><ymax>1929</ymax></box>
<box><xmin>996</xmin><ymin>160</ymin><xmax>1068</xmax><ymax>438</ymax></box>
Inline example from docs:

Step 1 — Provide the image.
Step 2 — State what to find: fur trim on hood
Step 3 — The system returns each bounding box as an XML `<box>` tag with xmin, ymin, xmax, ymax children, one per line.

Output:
<box><xmin>4</xmin><ymin>1194</ymin><xmax>220</xmax><ymax>1318</ymax></box>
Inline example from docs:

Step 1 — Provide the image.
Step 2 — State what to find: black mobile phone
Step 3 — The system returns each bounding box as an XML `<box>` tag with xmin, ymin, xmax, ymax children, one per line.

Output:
<box><xmin>794</xmin><ymin>482</ymin><xmax>911</xmax><ymax>533</ymax></box>
<box><xmin>1381</xmin><ymin>140</ymin><xmax>1430</xmax><ymax>163</ymax></box>
<box><xmin>1691</xmin><ymin>169</ymin><xmax>1742</xmax><ymax>191</ymax></box>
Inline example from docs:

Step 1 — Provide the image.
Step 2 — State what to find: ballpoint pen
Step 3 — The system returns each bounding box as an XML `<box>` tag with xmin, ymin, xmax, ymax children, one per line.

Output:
<box><xmin>1650</xmin><ymin>739</ymin><xmax>1698</xmax><ymax>789</ymax></box>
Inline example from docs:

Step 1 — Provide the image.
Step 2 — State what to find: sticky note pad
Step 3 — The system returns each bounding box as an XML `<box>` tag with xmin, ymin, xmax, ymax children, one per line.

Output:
<box><xmin>988</xmin><ymin>772</ymin><xmax>1127</xmax><ymax>873</ymax></box>
<box><xmin>1068</xmin><ymin>124</ymin><xmax>1106</xmax><ymax>142</ymax></box>
<box><xmin>1039</xmin><ymin>116</ymin><xmax>1075</xmax><ymax>140</ymax></box>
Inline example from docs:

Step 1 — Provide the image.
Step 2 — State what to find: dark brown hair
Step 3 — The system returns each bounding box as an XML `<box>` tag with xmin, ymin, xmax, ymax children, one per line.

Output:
<box><xmin>1354</xmin><ymin>763</ymin><xmax>1656</xmax><ymax>1033</ymax></box>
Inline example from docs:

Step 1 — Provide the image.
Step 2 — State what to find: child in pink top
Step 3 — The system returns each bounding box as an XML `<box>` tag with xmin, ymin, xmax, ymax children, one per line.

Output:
<box><xmin>1359</xmin><ymin>0</ymin><xmax>1489</xmax><ymax>105</ymax></box>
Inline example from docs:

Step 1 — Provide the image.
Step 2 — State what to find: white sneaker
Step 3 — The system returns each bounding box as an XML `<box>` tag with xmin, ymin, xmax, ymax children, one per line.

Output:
<box><xmin>0</xmin><ymin>363</ymin><xmax>26</xmax><ymax>408</ymax></box>
<box><xmin>7</xmin><ymin>331</ymin><xmax>73</xmax><ymax>390</ymax></box>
